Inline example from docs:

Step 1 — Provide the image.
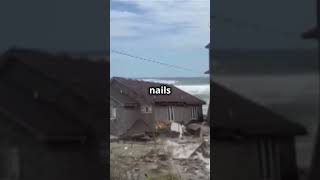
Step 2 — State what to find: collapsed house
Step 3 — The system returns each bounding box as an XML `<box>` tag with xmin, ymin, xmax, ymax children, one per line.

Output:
<box><xmin>0</xmin><ymin>48</ymin><xmax>108</xmax><ymax>180</ymax></box>
<box><xmin>110</xmin><ymin>77</ymin><xmax>206</xmax><ymax>138</ymax></box>
<box><xmin>212</xmin><ymin>82</ymin><xmax>306</xmax><ymax>180</ymax></box>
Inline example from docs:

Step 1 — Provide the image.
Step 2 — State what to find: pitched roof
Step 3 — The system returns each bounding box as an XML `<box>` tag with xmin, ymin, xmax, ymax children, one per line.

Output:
<box><xmin>110</xmin><ymin>87</ymin><xmax>138</xmax><ymax>106</ymax></box>
<box><xmin>1</xmin><ymin>48</ymin><xmax>108</xmax><ymax>105</ymax></box>
<box><xmin>111</xmin><ymin>77</ymin><xmax>205</xmax><ymax>105</ymax></box>
<box><xmin>0</xmin><ymin>81</ymin><xmax>87</xmax><ymax>138</ymax></box>
<box><xmin>211</xmin><ymin>82</ymin><xmax>306</xmax><ymax>136</ymax></box>
<box><xmin>0</xmin><ymin>48</ymin><xmax>108</xmax><ymax>140</ymax></box>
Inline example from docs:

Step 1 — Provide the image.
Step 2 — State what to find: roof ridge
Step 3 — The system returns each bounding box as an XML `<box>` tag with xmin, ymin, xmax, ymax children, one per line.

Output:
<box><xmin>111</xmin><ymin>77</ymin><xmax>206</xmax><ymax>105</ymax></box>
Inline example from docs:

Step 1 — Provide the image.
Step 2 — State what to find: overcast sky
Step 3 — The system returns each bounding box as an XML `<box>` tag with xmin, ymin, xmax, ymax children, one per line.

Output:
<box><xmin>110</xmin><ymin>0</ymin><xmax>210</xmax><ymax>78</ymax></box>
<box><xmin>0</xmin><ymin>0</ymin><xmax>107</xmax><ymax>52</ymax></box>
<box><xmin>213</xmin><ymin>0</ymin><xmax>317</xmax><ymax>49</ymax></box>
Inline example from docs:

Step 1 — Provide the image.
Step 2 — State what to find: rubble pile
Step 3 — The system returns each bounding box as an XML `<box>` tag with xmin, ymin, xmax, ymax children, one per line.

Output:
<box><xmin>142</xmin><ymin>149</ymin><xmax>169</xmax><ymax>162</ymax></box>
<box><xmin>110</xmin><ymin>122</ymin><xmax>210</xmax><ymax>180</ymax></box>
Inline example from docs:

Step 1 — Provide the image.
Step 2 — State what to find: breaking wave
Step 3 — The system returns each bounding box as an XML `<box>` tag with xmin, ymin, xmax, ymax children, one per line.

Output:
<box><xmin>176</xmin><ymin>85</ymin><xmax>210</xmax><ymax>95</ymax></box>
<box><xmin>138</xmin><ymin>78</ymin><xmax>210</xmax><ymax>115</ymax></box>
<box><xmin>139</xmin><ymin>78</ymin><xmax>178</xmax><ymax>84</ymax></box>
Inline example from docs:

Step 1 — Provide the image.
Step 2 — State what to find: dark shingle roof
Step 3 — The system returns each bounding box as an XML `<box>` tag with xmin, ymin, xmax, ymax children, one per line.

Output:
<box><xmin>2</xmin><ymin>48</ymin><xmax>108</xmax><ymax>105</ymax></box>
<box><xmin>111</xmin><ymin>77</ymin><xmax>205</xmax><ymax>105</ymax></box>
<box><xmin>0</xmin><ymin>81</ymin><xmax>87</xmax><ymax>137</ymax></box>
<box><xmin>211</xmin><ymin>82</ymin><xmax>306</xmax><ymax>136</ymax></box>
<box><xmin>110</xmin><ymin>87</ymin><xmax>138</xmax><ymax>106</ymax></box>
<box><xmin>0</xmin><ymin>48</ymin><xmax>108</xmax><ymax>139</ymax></box>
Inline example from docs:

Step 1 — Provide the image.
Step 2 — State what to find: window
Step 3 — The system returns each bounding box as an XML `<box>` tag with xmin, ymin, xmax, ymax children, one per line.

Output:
<box><xmin>168</xmin><ymin>106</ymin><xmax>174</xmax><ymax>121</ymax></box>
<box><xmin>110</xmin><ymin>107</ymin><xmax>117</xmax><ymax>120</ymax></box>
<box><xmin>141</xmin><ymin>105</ymin><xmax>152</xmax><ymax>114</ymax></box>
<box><xmin>191</xmin><ymin>107</ymin><xmax>198</xmax><ymax>119</ymax></box>
<box><xmin>0</xmin><ymin>148</ymin><xmax>20</xmax><ymax>180</ymax></box>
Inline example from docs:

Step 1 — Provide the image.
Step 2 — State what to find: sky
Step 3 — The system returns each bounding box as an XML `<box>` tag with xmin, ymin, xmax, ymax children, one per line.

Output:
<box><xmin>0</xmin><ymin>0</ymin><xmax>107</xmax><ymax>52</ymax></box>
<box><xmin>110</xmin><ymin>0</ymin><xmax>210</xmax><ymax>78</ymax></box>
<box><xmin>213</xmin><ymin>0</ymin><xmax>317</xmax><ymax>49</ymax></box>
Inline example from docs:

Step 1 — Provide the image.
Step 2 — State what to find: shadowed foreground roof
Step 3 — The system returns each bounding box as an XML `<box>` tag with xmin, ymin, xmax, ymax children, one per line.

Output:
<box><xmin>212</xmin><ymin>82</ymin><xmax>306</xmax><ymax>137</ymax></box>
<box><xmin>0</xmin><ymin>48</ymin><xmax>108</xmax><ymax>140</ymax></box>
<box><xmin>1</xmin><ymin>48</ymin><xmax>108</xmax><ymax>105</ymax></box>
<box><xmin>111</xmin><ymin>77</ymin><xmax>205</xmax><ymax>105</ymax></box>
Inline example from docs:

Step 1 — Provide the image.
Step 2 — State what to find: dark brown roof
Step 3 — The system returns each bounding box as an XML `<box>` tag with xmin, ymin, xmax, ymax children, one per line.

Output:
<box><xmin>2</xmin><ymin>48</ymin><xmax>108</xmax><ymax>105</ymax></box>
<box><xmin>0</xmin><ymin>81</ymin><xmax>87</xmax><ymax>138</ymax></box>
<box><xmin>0</xmin><ymin>48</ymin><xmax>108</xmax><ymax>139</ymax></box>
<box><xmin>211</xmin><ymin>82</ymin><xmax>306</xmax><ymax>137</ymax></box>
<box><xmin>110</xmin><ymin>87</ymin><xmax>138</xmax><ymax>106</ymax></box>
<box><xmin>111</xmin><ymin>77</ymin><xmax>205</xmax><ymax>105</ymax></box>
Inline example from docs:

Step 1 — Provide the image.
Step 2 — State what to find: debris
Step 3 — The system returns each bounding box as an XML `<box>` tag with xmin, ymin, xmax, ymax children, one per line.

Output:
<box><xmin>187</xmin><ymin>123</ymin><xmax>201</xmax><ymax>131</ymax></box>
<box><xmin>165</xmin><ymin>140</ymin><xmax>203</xmax><ymax>159</ymax></box>
<box><xmin>142</xmin><ymin>149</ymin><xmax>169</xmax><ymax>162</ymax></box>
<box><xmin>170</xmin><ymin>122</ymin><xmax>186</xmax><ymax>139</ymax></box>
<box><xmin>170</xmin><ymin>122</ymin><xmax>180</xmax><ymax>132</ymax></box>
<box><xmin>110</xmin><ymin>135</ymin><xmax>119</xmax><ymax>142</ymax></box>
<box><xmin>155</xmin><ymin>121</ymin><xmax>170</xmax><ymax>131</ymax></box>
<box><xmin>194</xmin><ymin>152</ymin><xmax>210</xmax><ymax>172</ymax></box>
<box><xmin>110</xmin><ymin>128</ymin><xmax>210</xmax><ymax>180</ymax></box>
<box><xmin>121</xmin><ymin>133</ymin><xmax>152</xmax><ymax>141</ymax></box>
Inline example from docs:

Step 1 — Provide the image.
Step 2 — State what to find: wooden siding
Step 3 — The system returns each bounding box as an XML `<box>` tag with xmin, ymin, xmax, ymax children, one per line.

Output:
<box><xmin>154</xmin><ymin>105</ymin><xmax>203</xmax><ymax>124</ymax></box>
<box><xmin>214</xmin><ymin>137</ymin><xmax>299</xmax><ymax>180</ymax></box>
<box><xmin>214</xmin><ymin>139</ymin><xmax>261</xmax><ymax>180</ymax></box>
<box><xmin>110</xmin><ymin>99</ymin><xmax>140</xmax><ymax>136</ymax></box>
<box><xmin>139</xmin><ymin>104</ymin><xmax>155</xmax><ymax>130</ymax></box>
<box><xmin>0</xmin><ymin>112</ymin><xmax>106</xmax><ymax>180</ymax></box>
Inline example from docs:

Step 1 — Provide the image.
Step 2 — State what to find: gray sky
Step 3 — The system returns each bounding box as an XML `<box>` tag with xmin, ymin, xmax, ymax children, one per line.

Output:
<box><xmin>0</xmin><ymin>0</ymin><xmax>108</xmax><ymax>52</ymax></box>
<box><xmin>213</xmin><ymin>0</ymin><xmax>317</xmax><ymax>49</ymax></box>
<box><xmin>110</xmin><ymin>0</ymin><xmax>210</xmax><ymax>78</ymax></box>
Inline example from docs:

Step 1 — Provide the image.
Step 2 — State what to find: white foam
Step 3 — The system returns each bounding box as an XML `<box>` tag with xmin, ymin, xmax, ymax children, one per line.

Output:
<box><xmin>176</xmin><ymin>84</ymin><xmax>210</xmax><ymax>115</ymax></box>
<box><xmin>138</xmin><ymin>78</ymin><xmax>178</xmax><ymax>84</ymax></box>
<box><xmin>176</xmin><ymin>84</ymin><xmax>210</xmax><ymax>95</ymax></box>
<box><xmin>138</xmin><ymin>79</ymin><xmax>210</xmax><ymax>115</ymax></box>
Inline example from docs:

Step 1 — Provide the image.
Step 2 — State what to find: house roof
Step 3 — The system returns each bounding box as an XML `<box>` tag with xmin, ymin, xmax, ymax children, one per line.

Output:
<box><xmin>211</xmin><ymin>82</ymin><xmax>307</xmax><ymax>137</ymax></box>
<box><xmin>0</xmin><ymin>48</ymin><xmax>108</xmax><ymax>140</ymax></box>
<box><xmin>205</xmin><ymin>43</ymin><xmax>210</xmax><ymax>49</ymax></box>
<box><xmin>111</xmin><ymin>77</ymin><xmax>206</xmax><ymax>105</ymax></box>
<box><xmin>0</xmin><ymin>81</ymin><xmax>87</xmax><ymax>138</ymax></box>
<box><xmin>1</xmin><ymin>48</ymin><xmax>108</xmax><ymax>105</ymax></box>
<box><xmin>110</xmin><ymin>87</ymin><xmax>138</xmax><ymax>106</ymax></box>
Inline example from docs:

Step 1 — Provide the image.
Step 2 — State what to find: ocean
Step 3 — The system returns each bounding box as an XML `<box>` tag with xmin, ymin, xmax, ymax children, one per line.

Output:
<box><xmin>138</xmin><ymin>77</ymin><xmax>210</xmax><ymax>115</ymax></box>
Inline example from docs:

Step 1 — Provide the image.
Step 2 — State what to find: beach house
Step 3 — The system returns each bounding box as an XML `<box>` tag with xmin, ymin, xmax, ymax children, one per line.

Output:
<box><xmin>212</xmin><ymin>81</ymin><xmax>306</xmax><ymax>180</ymax></box>
<box><xmin>0</xmin><ymin>48</ymin><xmax>108</xmax><ymax>180</ymax></box>
<box><xmin>110</xmin><ymin>77</ymin><xmax>206</xmax><ymax>137</ymax></box>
